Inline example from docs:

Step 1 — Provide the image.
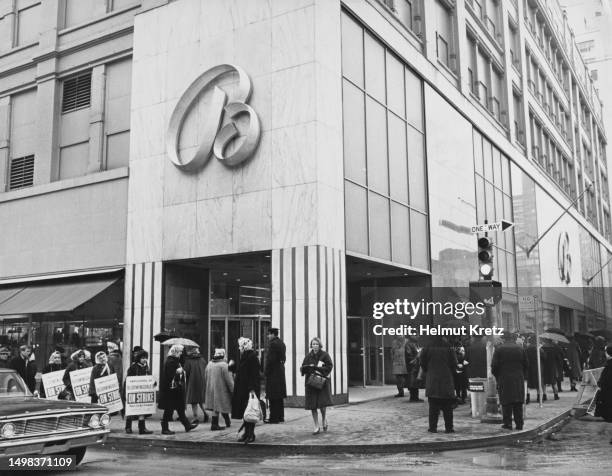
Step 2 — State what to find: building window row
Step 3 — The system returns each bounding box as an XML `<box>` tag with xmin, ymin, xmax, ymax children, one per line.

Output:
<box><xmin>379</xmin><ymin>0</ymin><xmax>423</xmax><ymax>38</ymax></box>
<box><xmin>529</xmin><ymin>111</ymin><xmax>576</xmax><ymax>201</ymax></box>
<box><xmin>0</xmin><ymin>0</ymin><xmax>41</xmax><ymax>52</ymax></box>
<box><xmin>466</xmin><ymin>32</ymin><xmax>505</xmax><ymax>127</ymax></box>
<box><xmin>526</xmin><ymin>48</ymin><xmax>570</xmax><ymax>144</ymax></box>
<box><xmin>465</xmin><ymin>0</ymin><xmax>502</xmax><ymax>46</ymax></box>
<box><xmin>1</xmin><ymin>58</ymin><xmax>132</xmax><ymax>191</ymax></box>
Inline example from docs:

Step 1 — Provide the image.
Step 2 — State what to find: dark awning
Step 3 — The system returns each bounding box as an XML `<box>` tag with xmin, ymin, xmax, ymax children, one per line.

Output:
<box><xmin>0</xmin><ymin>278</ymin><xmax>118</xmax><ymax>316</ymax></box>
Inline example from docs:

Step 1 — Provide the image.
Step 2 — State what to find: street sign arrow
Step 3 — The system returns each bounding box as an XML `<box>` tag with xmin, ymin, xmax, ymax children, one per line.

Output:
<box><xmin>471</xmin><ymin>219</ymin><xmax>515</xmax><ymax>234</ymax></box>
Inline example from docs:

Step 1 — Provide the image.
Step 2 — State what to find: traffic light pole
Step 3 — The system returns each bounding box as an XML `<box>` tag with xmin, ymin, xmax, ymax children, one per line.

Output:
<box><xmin>481</xmin><ymin>222</ymin><xmax>502</xmax><ymax>422</ymax></box>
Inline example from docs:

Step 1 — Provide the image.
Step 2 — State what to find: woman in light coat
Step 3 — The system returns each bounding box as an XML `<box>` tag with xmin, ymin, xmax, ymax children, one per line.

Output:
<box><xmin>204</xmin><ymin>348</ymin><xmax>234</xmax><ymax>431</ymax></box>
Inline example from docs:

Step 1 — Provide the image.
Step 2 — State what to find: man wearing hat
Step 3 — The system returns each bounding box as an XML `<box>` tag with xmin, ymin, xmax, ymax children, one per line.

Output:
<box><xmin>264</xmin><ymin>328</ymin><xmax>287</xmax><ymax>424</ymax></box>
<box><xmin>10</xmin><ymin>345</ymin><xmax>38</xmax><ymax>393</ymax></box>
<box><xmin>491</xmin><ymin>331</ymin><xmax>528</xmax><ymax>430</ymax></box>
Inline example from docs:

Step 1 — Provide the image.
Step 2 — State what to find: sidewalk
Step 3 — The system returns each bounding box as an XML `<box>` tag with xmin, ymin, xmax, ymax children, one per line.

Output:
<box><xmin>104</xmin><ymin>388</ymin><xmax>574</xmax><ymax>455</ymax></box>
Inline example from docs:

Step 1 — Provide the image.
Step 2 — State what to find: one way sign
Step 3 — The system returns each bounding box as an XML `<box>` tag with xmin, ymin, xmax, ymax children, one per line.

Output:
<box><xmin>470</xmin><ymin>219</ymin><xmax>514</xmax><ymax>234</ymax></box>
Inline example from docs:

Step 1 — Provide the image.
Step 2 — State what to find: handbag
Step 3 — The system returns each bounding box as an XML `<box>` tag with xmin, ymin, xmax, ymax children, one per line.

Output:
<box><xmin>243</xmin><ymin>392</ymin><xmax>263</xmax><ymax>423</ymax></box>
<box><xmin>170</xmin><ymin>365</ymin><xmax>185</xmax><ymax>390</ymax></box>
<box><xmin>306</xmin><ymin>372</ymin><xmax>327</xmax><ymax>390</ymax></box>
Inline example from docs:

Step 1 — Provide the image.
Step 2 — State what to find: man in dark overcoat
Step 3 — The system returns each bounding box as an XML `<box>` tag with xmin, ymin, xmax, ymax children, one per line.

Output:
<box><xmin>420</xmin><ymin>337</ymin><xmax>458</xmax><ymax>433</ymax></box>
<box><xmin>265</xmin><ymin>328</ymin><xmax>287</xmax><ymax>423</ymax></box>
<box><xmin>492</xmin><ymin>332</ymin><xmax>528</xmax><ymax>430</ymax></box>
<box><xmin>10</xmin><ymin>345</ymin><xmax>37</xmax><ymax>394</ymax></box>
<box><xmin>566</xmin><ymin>335</ymin><xmax>583</xmax><ymax>391</ymax></box>
<box><xmin>466</xmin><ymin>336</ymin><xmax>487</xmax><ymax>379</ymax></box>
<box><xmin>405</xmin><ymin>337</ymin><xmax>422</xmax><ymax>402</ymax></box>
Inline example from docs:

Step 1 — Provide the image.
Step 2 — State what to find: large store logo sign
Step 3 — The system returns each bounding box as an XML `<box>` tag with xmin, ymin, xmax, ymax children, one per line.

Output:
<box><xmin>557</xmin><ymin>231</ymin><xmax>572</xmax><ymax>285</ymax></box>
<box><xmin>166</xmin><ymin>64</ymin><xmax>261</xmax><ymax>172</ymax></box>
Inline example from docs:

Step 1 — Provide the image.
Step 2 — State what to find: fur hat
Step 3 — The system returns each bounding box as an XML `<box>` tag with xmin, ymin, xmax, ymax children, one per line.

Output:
<box><xmin>134</xmin><ymin>349</ymin><xmax>149</xmax><ymax>362</ymax></box>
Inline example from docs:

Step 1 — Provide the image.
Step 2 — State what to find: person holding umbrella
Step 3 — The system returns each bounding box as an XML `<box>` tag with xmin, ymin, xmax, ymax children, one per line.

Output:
<box><xmin>159</xmin><ymin>344</ymin><xmax>198</xmax><ymax>435</ymax></box>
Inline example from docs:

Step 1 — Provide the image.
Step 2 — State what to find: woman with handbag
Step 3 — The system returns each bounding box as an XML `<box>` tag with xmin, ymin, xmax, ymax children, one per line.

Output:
<box><xmin>159</xmin><ymin>344</ymin><xmax>198</xmax><ymax>435</ymax></box>
<box><xmin>300</xmin><ymin>337</ymin><xmax>333</xmax><ymax>435</ymax></box>
<box><xmin>231</xmin><ymin>337</ymin><xmax>262</xmax><ymax>444</ymax></box>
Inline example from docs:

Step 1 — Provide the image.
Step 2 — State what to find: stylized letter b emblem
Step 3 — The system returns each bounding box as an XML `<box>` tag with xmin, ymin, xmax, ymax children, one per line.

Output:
<box><xmin>166</xmin><ymin>64</ymin><xmax>261</xmax><ymax>171</ymax></box>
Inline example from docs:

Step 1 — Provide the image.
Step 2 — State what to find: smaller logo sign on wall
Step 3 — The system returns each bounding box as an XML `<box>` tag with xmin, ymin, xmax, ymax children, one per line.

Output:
<box><xmin>557</xmin><ymin>231</ymin><xmax>572</xmax><ymax>285</ymax></box>
<box><xmin>166</xmin><ymin>64</ymin><xmax>261</xmax><ymax>172</ymax></box>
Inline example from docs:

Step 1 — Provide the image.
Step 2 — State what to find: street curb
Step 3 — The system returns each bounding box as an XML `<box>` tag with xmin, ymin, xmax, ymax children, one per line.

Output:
<box><xmin>103</xmin><ymin>409</ymin><xmax>573</xmax><ymax>456</ymax></box>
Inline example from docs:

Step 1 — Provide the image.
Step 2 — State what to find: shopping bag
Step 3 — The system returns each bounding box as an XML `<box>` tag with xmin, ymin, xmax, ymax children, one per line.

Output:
<box><xmin>243</xmin><ymin>392</ymin><xmax>262</xmax><ymax>423</ymax></box>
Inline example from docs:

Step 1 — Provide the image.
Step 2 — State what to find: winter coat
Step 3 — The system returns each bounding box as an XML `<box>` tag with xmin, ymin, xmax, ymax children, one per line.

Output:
<box><xmin>420</xmin><ymin>344</ymin><xmax>457</xmax><ymax>400</ymax></box>
<box><xmin>566</xmin><ymin>341</ymin><xmax>583</xmax><ymax>380</ymax></box>
<box><xmin>9</xmin><ymin>355</ymin><xmax>37</xmax><ymax>393</ymax></box>
<box><xmin>265</xmin><ymin>337</ymin><xmax>287</xmax><ymax>399</ymax></box>
<box><xmin>405</xmin><ymin>342</ymin><xmax>420</xmax><ymax>389</ymax></box>
<box><xmin>589</xmin><ymin>346</ymin><xmax>607</xmax><ymax>369</ymax></box>
<box><xmin>491</xmin><ymin>343</ymin><xmax>528</xmax><ymax>405</ymax></box>
<box><xmin>108</xmin><ymin>350</ymin><xmax>123</xmax><ymax>388</ymax></box>
<box><xmin>40</xmin><ymin>362</ymin><xmax>66</xmax><ymax>398</ymax></box>
<box><xmin>466</xmin><ymin>339</ymin><xmax>488</xmax><ymax>378</ymax></box>
<box><xmin>391</xmin><ymin>343</ymin><xmax>408</xmax><ymax>375</ymax></box>
<box><xmin>542</xmin><ymin>344</ymin><xmax>563</xmax><ymax>384</ymax></box>
<box><xmin>62</xmin><ymin>359</ymin><xmax>92</xmax><ymax>393</ymax></box>
<box><xmin>300</xmin><ymin>350</ymin><xmax>334</xmax><ymax>410</ymax></box>
<box><xmin>159</xmin><ymin>355</ymin><xmax>186</xmax><ymax>411</ymax></box>
<box><xmin>184</xmin><ymin>354</ymin><xmax>207</xmax><ymax>404</ymax></box>
<box><xmin>231</xmin><ymin>350</ymin><xmax>261</xmax><ymax>419</ymax></box>
<box><xmin>595</xmin><ymin>359</ymin><xmax>612</xmax><ymax>422</ymax></box>
<box><xmin>525</xmin><ymin>344</ymin><xmax>545</xmax><ymax>390</ymax></box>
<box><xmin>89</xmin><ymin>363</ymin><xmax>115</xmax><ymax>400</ymax></box>
<box><xmin>205</xmin><ymin>358</ymin><xmax>234</xmax><ymax>413</ymax></box>
<box><xmin>122</xmin><ymin>361</ymin><xmax>151</xmax><ymax>404</ymax></box>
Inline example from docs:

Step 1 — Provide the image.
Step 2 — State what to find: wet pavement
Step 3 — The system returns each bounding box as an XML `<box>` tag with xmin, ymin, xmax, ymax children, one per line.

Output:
<box><xmin>32</xmin><ymin>417</ymin><xmax>610</xmax><ymax>475</ymax></box>
<box><xmin>105</xmin><ymin>389</ymin><xmax>574</xmax><ymax>451</ymax></box>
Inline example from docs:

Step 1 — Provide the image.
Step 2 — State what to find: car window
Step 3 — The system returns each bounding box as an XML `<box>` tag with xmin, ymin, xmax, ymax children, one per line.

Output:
<box><xmin>0</xmin><ymin>371</ymin><xmax>29</xmax><ymax>397</ymax></box>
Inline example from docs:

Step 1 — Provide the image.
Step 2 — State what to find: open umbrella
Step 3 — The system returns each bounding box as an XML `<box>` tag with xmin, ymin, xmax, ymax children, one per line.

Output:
<box><xmin>154</xmin><ymin>332</ymin><xmax>176</xmax><ymax>343</ymax></box>
<box><xmin>161</xmin><ymin>337</ymin><xmax>199</xmax><ymax>347</ymax></box>
<box><xmin>590</xmin><ymin>329</ymin><xmax>612</xmax><ymax>339</ymax></box>
<box><xmin>544</xmin><ymin>327</ymin><xmax>566</xmax><ymax>336</ymax></box>
<box><xmin>539</xmin><ymin>332</ymin><xmax>569</xmax><ymax>344</ymax></box>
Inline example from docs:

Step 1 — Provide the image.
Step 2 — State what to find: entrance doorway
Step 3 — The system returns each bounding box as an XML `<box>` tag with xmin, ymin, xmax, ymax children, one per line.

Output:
<box><xmin>347</xmin><ymin>316</ymin><xmax>384</xmax><ymax>386</ymax></box>
<box><xmin>210</xmin><ymin>316</ymin><xmax>270</xmax><ymax>365</ymax></box>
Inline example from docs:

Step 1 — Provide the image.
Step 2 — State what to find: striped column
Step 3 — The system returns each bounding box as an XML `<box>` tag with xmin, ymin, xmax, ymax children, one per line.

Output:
<box><xmin>272</xmin><ymin>246</ymin><xmax>347</xmax><ymax>404</ymax></box>
<box><xmin>123</xmin><ymin>262</ymin><xmax>163</xmax><ymax>382</ymax></box>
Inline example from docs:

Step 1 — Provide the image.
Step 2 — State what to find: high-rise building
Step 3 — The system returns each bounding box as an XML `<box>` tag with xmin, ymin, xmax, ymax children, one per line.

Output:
<box><xmin>0</xmin><ymin>0</ymin><xmax>609</xmax><ymax>403</ymax></box>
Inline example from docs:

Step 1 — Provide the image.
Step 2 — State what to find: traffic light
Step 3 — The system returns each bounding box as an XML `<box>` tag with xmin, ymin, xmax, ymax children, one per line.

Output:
<box><xmin>478</xmin><ymin>237</ymin><xmax>494</xmax><ymax>280</ymax></box>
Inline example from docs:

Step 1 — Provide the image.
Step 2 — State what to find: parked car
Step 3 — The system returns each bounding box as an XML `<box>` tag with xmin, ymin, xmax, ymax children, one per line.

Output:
<box><xmin>0</xmin><ymin>368</ymin><xmax>110</xmax><ymax>465</ymax></box>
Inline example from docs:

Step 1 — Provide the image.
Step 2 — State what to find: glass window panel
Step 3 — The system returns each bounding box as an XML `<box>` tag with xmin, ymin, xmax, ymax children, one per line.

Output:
<box><xmin>506</xmin><ymin>252</ymin><xmax>517</xmax><ymax>289</ymax></box>
<box><xmin>503</xmin><ymin>194</ymin><xmax>513</xmax><ymax>221</ymax></box>
<box><xmin>386</xmin><ymin>51</ymin><xmax>405</xmax><ymax>117</ymax></box>
<box><xmin>391</xmin><ymin>202</ymin><xmax>410</xmax><ymax>266</ymax></box>
<box><xmin>497</xmin><ymin>249</ymin><xmax>507</xmax><ymax>285</ymax></box>
<box><xmin>475</xmin><ymin>176</ymin><xmax>486</xmax><ymax>224</ymax></box>
<box><xmin>364</xmin><ymin>32</ymin><xmax>386</xmax><ymax>102</ymax></box>
<box><xmin>368</xmin><ymin>192</ymin><xmax>391</xmax><ymax>260</ymax></box>
<box><xmin>388</xmin><ymin>112</ymin><xmax>408</xmax><ymax>203</ymax></box>
<box><xmin>492</xmin><ymin>147</ymin><xmax>502</xmax><ymax>187</ymax></box>
<box><xmin>343</xmin><ymin>80</ymin><xmax>367</xmax><ymax>184</ymax></box>
<box><xmin>473</xmin><ymin>129</ymin><xmax>483</xmax><ymax>176</ymax></box>
<box><xmin>506</xmin><ymin>229</ymin><xmax>515</xmax><ymax>255</ymax></box>
<box><xmin>405</xmin><ymin>68</ymin><xmax>423</xmax><ymax>131</ymax></box>
<box><xmin>106</xmin><ymin>131</ymin><xmax>130</xmax><ymax>170</ymax></box>
<box><xmin>345</xmin><ymin>181</ymin><xmax>369</xmax><ymax>254</ymax></box>
<box><xmin>494</xmin><ymin>188</ymin><xmax>504</xmax><ymax>222</ymax></box>
<box><xmin>17</xmin><ymin>5</ymin><xmax>39</xmax><ymax>46</ymax></box>
<box><xmin>341</xmin><ymin>14</ymin><xmax>364</xmax><ymax>88</ymax></box>
<box><xmin>485</xmin><ymin>181</ymin><xmax>495</xmax><ymax>222</ymax></box>
<box><xmin>501</xmin><ymin>156</ymin><xmax>510</xmax><ymax>193</ymax></box>
<box><xmin>407</xmin><ymin>127</ymin><xmax>427</xmax><ymax>211</ymax></box>
<box><xmin>410</xmin><ymin>210</ymin><xmax>429</xmax><ymax>270</ymax></box>
<box><xmin>366</xmin><ymin>98</ymin><xmax>389</xmax><ymax>194</ymax></box>
<box><xmin>483</xmin><ymin>139</ymin><xmax>493</xmax><ymax>182</ymax></box>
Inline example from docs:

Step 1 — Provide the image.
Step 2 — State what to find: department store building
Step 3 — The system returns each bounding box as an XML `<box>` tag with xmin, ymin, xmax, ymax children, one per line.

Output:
<box><xmin>0</xmin><ymin>0</ymin><xmax>610</xmax><ymax>404</ymax></box>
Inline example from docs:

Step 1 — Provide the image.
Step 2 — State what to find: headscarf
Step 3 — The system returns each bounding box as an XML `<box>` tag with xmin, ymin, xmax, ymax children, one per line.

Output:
<box><xmin>168</xmin><ymin>344</ymin><xmax>184</xmax><ymax>357</ymax></box>
<box><xmin>213</xmin><ymin>348</ymin><xmax>226</xmax><ymax>360</ymax></box>
<box><xmin>48</xmin><ymin>351</ymin><xmax>62</xmax><ymax>364</ymax></box>
<box><xmin>238</xmin><ymin>337</ymin><xmax>253</xmax><ymax>353</ymax></box>
<box><xmin>94</xmin><ymin>351</ymin><xmax>110</xmax><ymax>376</ymax></box>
